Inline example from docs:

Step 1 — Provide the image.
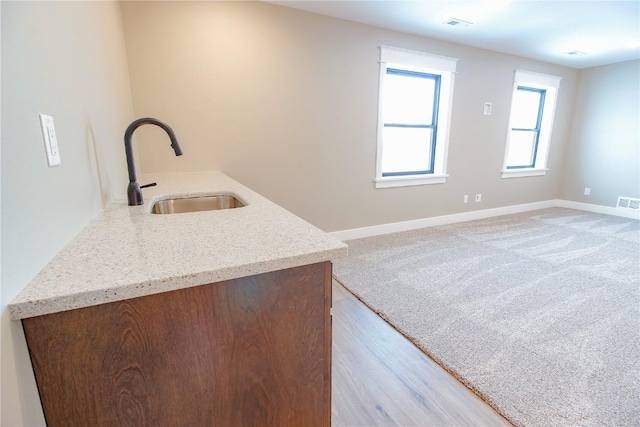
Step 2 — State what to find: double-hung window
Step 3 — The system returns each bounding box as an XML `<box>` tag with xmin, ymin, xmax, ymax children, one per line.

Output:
<box><xmin>507</xmin><ymin>86</ymin><xmax>546</xmax><ymax>168</ymax></box>
<box><xmin>376</xmin><ymin>46</ymin><xmax>458</xmax><ymax>188</ymax></box>
<box><xmin>502</xmin><ymin>70</ymin><xmax>562</xmax><ymax>178</ymax></box>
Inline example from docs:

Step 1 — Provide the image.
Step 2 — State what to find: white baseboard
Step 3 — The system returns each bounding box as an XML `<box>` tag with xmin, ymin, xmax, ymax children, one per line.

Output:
<box><xmin>329</xmin><ymin>199</ymin><xmax>639</xmax><ymax>241</ymax></box>
<box><xmin>329</xmin><ymin>200</ymin><xmax>557</xmax><ymax>241</ymax></box>
<box><xmin>556</xmin><ymin>200</ymin><xmax>640</xmax><ymax>220</ymax></box>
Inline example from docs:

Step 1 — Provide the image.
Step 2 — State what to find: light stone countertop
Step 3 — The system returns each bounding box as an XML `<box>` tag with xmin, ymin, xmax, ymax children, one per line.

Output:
<box><xmin>9</xmin><ymin>172</ymin><xmax>348</xmax><ymax>320</ymax></box>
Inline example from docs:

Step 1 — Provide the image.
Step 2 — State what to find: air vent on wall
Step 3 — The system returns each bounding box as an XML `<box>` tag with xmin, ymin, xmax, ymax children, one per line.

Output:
<box><xmin>444</xmin><ymin>18</ymin><xmax>473</xmax><ymax>27</ymax></box>
<box><xmin>617</xmin><ymin>196</ymin><xmax>640</xmax><ymax>211</ymax></box>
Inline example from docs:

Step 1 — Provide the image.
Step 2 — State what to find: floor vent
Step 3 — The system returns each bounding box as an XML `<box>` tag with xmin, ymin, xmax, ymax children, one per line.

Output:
<box><xmin>617</xmin><ymin>196</ymin><xmax>640</xmax><ymax>211</ymax></box>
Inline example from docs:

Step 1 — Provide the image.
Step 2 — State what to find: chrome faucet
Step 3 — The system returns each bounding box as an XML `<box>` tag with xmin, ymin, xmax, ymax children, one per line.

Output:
<box><xmin>124</xmin><ymin>118</ymin><xmax>183</xmax><ymax>206</ymax></box>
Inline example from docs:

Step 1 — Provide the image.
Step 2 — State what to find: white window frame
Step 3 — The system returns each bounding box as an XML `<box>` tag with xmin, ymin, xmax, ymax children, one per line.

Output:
<box><xmin>501</xmin><ymin>69</ymin><xmax>562</xmax><ymax>179</ymax></box>
<box><xmin>375</xmin><ymin>46</ymin><xmax>458</xmax><ymax>189</ymax></box>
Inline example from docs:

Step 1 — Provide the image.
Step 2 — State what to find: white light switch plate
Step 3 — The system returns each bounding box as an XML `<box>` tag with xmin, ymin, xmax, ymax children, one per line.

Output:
<box><xmin>39</xmin><ymin>114</ymin><xmax>61</xmax><ymax>167</ymax></box>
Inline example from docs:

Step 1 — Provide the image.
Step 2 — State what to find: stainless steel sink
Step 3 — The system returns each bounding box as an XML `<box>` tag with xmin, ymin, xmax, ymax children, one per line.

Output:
<box><xmin>151</xmin><ymin>195</ymin><xmax>246</xmax><ymax>214</ymax></box>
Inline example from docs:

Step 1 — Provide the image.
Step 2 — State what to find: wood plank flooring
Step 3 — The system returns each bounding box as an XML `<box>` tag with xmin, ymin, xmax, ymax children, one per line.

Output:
<box><xmin>331</xmin><ymin>281</ymin><xmax>511</xmax><ymax>427</ymax></box>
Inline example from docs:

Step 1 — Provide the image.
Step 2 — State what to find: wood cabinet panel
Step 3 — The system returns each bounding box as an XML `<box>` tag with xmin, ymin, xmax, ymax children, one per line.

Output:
<box><xmin>23</xmin><ymin>262</ymin><xmax>332</xmax><ymax>427</ymax></box>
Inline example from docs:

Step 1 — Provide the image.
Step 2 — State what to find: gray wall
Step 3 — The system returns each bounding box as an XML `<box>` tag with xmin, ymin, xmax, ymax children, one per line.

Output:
<box><xmin>120</xmin><ymin>1</ymin><xmax>579</xmax><ymax>232</ymax></box>
<box><xmin>562</xmin><ymin>60</ymin><xmax>640</xmax><ymax>205</ymax></box>
<box><xmin>1</xmin><ymin>2</ymin><xmax>134</xmax><ymax>425</ymax></box>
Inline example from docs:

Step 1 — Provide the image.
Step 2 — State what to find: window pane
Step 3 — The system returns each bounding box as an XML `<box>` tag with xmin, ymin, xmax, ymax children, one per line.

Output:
<box><xmin>383</xmin><ymin>72</ymin><xmax>435</xmax><ymax>125</ymax></box>
<box><xmin>511</xmin><ymin>88</ymin><xmax>542</xmax><ymax>129</ymax></box>
<box><xmin>382</xmin><ymin>127</ymin><xmax>433</xmax><ymax>174</ymax></box>
<box><xmin>506</xmin><ymin>130</ymin><xmax>536</xmax><ymax>167</ymax></box>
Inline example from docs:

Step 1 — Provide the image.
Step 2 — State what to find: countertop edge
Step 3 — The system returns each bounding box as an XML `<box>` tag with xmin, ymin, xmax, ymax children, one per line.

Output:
<box><xmin>9</xmin><ymin>246</ymin><xmax>347</xmax><ymax>320</ymax></box>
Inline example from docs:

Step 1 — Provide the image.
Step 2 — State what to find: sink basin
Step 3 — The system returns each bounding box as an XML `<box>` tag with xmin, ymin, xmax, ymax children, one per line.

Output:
<box><xmin>151</xmin><ymin>195</ymin><xmax>246</xmax><ymax>214</ymax></box>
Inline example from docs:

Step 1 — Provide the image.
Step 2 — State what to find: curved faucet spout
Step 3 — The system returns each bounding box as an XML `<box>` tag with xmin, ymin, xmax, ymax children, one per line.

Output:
<box><xmin>124</xmin><ymin>118</ymin><xmax>183</xmax><ymax>206</ymax></box>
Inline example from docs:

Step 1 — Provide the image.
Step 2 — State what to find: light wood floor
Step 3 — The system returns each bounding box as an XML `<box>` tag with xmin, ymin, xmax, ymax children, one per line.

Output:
<box><xmin>331</xmin><ymin>281</ymin><xmax>511</xmax><ymax>427</ymax></box>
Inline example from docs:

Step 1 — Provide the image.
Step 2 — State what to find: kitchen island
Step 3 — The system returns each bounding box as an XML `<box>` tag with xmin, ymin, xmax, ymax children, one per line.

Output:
<box><xmin>10</xmin><ymin>172</ymin><xmax>347</xmax><ymax>426</ymax></box>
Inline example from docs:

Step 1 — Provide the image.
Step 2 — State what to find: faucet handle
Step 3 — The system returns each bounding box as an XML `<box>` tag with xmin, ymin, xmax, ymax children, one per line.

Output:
<box><xmin>140</xmin><ymin>182</ymin><xmax>157</xmax><ymax>189</ymax></box>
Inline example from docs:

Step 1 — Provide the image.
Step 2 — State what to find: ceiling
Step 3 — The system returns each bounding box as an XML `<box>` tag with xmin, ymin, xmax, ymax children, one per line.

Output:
<box><xmin>267</xmin><ymin>0</ymin><xmax>640</xmax><ymax>69</ymax></box>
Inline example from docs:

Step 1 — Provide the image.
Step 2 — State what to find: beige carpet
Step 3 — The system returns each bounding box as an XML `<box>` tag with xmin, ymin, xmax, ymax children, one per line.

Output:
<box><xmin>333</xmin><ymin>208</ymin><xmax>639</xmax><ymax>427</ymax></box>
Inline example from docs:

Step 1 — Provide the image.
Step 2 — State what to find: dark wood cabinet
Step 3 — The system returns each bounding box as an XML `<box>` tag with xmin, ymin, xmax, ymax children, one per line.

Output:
<box><xmin>22</xmin><ymin>262</ymin><xmax>332</xmax><ymax>427</ymax></box>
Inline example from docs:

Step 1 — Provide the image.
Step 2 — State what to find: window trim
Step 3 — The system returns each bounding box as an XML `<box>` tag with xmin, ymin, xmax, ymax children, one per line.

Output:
<box><xmin>375</xmin><ymin>46</ymin><xmax>458</xmax><ymax>189</ymax></box>
<box><xmin>501</xmin><ymin>69</ymin><xmax>562</xmax><ymax>179</ymax></box>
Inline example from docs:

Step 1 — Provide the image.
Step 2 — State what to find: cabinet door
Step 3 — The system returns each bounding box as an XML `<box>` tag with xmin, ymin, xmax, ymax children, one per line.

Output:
<box><xmin>23</xmin><ymin>261</ymin><xmax>332</xmax><ymax>427</ymax></box>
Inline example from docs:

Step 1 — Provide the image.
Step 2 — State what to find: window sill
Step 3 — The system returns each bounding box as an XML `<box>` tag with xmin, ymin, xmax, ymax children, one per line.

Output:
<box><xmin>501</xmin><ymin>168</ymin><xmax>548</xmax><ymax>179</ymax></box>
<box><xmin>375</xmin><ymin>174</ymin><xmax>448</xmax><ymax>188</ymax></box>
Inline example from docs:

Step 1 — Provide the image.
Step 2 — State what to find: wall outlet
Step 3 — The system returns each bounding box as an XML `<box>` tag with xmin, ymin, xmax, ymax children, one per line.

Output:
<box><xmin>584</xmin><ymin>187</ymin><xmax>591</xmax><ymax>196</ymax></box>
<box><xmin>463</xmin><ymin>195</ymin><xmax>468</xmax><ymax>204</ymax></box>
<box><xmin>39</xmin><ymin>114</ymin><xmax>61</xmax><ymax>167</ymax></box>
<box><xmin>475</xmin><ymin>193</ymin><xmax>482</xmax><ymax>202</ymax></box>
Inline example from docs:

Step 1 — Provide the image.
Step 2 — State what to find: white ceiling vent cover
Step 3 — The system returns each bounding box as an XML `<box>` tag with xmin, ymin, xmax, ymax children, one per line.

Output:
<box><xmin>444</xmin><ymin>18</ymin><xmax>473</xmax><ymax>27</ymax></box>
<box><xmin>617</xmin><ymin>196</ymin><xmax>640</xmax><ymax>211</ymax></box>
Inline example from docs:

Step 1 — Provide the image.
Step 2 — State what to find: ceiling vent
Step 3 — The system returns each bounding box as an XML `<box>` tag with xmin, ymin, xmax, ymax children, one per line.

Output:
<box><xmin>444</xmin><ymin>18</ymin><xmax>473</xmax><ymax>27</ymax></box>
<box><xmin>617</xmin><ymin>196</ymin><xmax>640</xmax><ymax>211</ymax></box>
